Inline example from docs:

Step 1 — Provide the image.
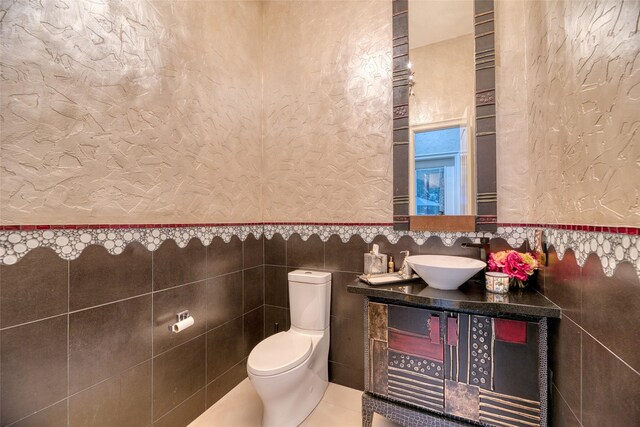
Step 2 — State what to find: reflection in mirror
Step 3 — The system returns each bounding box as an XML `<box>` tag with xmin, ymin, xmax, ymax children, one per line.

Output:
<box><xmin>408</xmin><ymin>0</ymin><xmax>475</xmax><ymax>216</ymax></box>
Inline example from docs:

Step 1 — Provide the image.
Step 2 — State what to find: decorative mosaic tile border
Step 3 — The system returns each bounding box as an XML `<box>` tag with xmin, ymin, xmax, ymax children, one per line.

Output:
<box><xmin>0</xmin><ymin>223</ymin><xmax>637</xmax><ymax>279</ymax></box>
<box><xmin>528</xmin><ymin>227</ymin><xmax>640</xmax><ymax>277</ymax></box>
<box><xmin>263</xmin><ymin>223</ymin><xmax>508</xmax><ymax>246</ymax></box>
<box><xmin>0</xmin><ymin>224</ymin><xmax>263</xmax><ymax>265</ymax></box>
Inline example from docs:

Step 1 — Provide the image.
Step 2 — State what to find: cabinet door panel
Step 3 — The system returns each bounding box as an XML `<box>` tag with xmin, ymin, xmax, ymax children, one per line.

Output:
<box><xmin>368</xmin><ymin>302</ymin><xmax>389</xmax><ymax>396</ymax></box>
<box><xmin>366</xmin><ymin>303</ymin><xmax>544</xmax><ymax>427</ymax></box>
<box><xmin>444</xmin><ymin>313</ymin><xmax>542</xmax><ymax>427</ymax></box>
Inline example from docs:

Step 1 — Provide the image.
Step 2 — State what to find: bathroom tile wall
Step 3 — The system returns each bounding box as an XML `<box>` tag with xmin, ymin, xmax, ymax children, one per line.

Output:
<box><xmin>541</xmin><ymin>249</ymin><xmax>640</xmax><ymax>426</ymax></box>
<box><xmin>0</xmin><ymin>234</ymin><xmax>264</xmax><ymax>427</ymax></box>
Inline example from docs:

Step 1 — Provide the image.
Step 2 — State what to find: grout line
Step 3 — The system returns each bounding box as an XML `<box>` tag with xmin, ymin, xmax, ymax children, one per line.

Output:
<box><xmin>152</xmin><ymin>330</ymin><xmax>208</xmax><ymax>360</ymax></box>
<box><xmin>151</xmin><ymin>250</ymin><xmax>155</xmax><ymax>423</ymax></box>
<box><xmin>579</xmin><ymin>319</ymin><xmax>583</xmax><ymax>425</ymax></box>
<box><xmin>4</xmin><ymin>396</ymin><xmax>69</xmax><ymax>427</ymax></box>
<box><xmin>206</xmin><ymin>356</ymin><xmax>247</xmax><ymax>388</ymax></box>
<box><xmin>551</xmin><ymin>384</ymin><xmax>582</xmax><ymax>426</ymax></box>
<box><xmin>4</xmin><ymin>273</ymin><xmax>245</xmax><ymax>332</ymax></box>
<box><xmin>153</xmin><ymin>277</ymin><xmax>210</xmax><ymax>294</ymax></box>
<box><xmin>204</xmin><ymin>244</ymin><xmax>208</xmax><ymax>407</ymax></box>
<box><xmin>66</xmin><ymin>259</ymin><xmax>70</xmax><ymax>427</ymax></box>
<box><xmin>153</xmin><ymin>385</ymin><xmax>206</xmax><ymax>424</ymax></box>
<box><xmin>563</xmin><ymin>313</ymin><xmax>640</xmax><ymax>377</ymax></box>
<box><xmin>67</xmin><ymin>292</ymin><xmax>152</xmax><ymax>316</ymax></box>
<box><xmin>0</xmin><ymin>312</ymin><xmax>68</xmax><ymax>331</ymax></box>
<box><xmin>66</xmin><ymin>358</ymin><xmax>152</xmax><ymax>401</ymax></box>
<box><xmin>0</xmin><ymin>265</ymin><xmax>1</xmax><ymax>424</ymax></box>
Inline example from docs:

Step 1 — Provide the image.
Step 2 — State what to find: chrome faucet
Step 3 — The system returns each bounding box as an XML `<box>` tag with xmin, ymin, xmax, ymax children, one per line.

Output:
<box><xmin>461</xmin><ymin>237</ymin><xmax>491</xmax><ymax>263</ymax></box>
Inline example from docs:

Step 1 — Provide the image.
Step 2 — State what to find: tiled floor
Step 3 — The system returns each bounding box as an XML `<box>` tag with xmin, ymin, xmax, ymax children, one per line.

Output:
<box><xmin>189</xmin><ymin>379</ymin><xmax>400</xmax><ymax>427</ymax></box>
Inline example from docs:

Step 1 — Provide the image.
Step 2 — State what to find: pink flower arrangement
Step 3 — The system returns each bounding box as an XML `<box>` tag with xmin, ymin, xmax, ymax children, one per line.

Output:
<box><xmin>488</xmin><ymin>250</ymin><xmax>539</xmax><ymax>288</ymax></box>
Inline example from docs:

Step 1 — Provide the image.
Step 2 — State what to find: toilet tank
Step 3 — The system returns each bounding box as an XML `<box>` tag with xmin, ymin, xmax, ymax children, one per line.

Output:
<box><xmin>288</xmin><ymin>270</ymin><xmax>331</xmax><ymax>331</ymax></box>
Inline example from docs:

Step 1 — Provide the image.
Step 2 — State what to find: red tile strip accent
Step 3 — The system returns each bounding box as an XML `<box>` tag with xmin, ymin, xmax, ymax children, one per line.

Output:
<box><xmin>497</xmin><ymin>223</ymin><xmax>639</xmax><ymax>235</ymax></box>
<box><xmin>0</xmin><ymin>222</ymin><xmax>396</xmax><ymax>231</ymax></box>
<box><xmin>1</xmin><ymin>221</ymin><xmax>637</xmax><ymax>234</ymax></box>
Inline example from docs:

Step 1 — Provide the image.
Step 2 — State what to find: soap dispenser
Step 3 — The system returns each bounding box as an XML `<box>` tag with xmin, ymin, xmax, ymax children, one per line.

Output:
<box><xmin>364</xmin><ymin>244</ymin><xmax>387</xmax><ymax>275</ymax></box>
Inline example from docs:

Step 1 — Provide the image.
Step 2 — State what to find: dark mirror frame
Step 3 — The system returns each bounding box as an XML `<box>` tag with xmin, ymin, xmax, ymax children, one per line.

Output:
<box><xmin>392</xmin><ymin>0</ymin><xmax>497</xmax><ymax>232</ymax></box>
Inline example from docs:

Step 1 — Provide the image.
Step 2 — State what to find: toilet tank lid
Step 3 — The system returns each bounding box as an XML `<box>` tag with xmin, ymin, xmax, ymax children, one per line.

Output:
<box><xmin>288</xmin><ymin>270</ymin><xmax>331</xmax><ymax>284</ymax></box>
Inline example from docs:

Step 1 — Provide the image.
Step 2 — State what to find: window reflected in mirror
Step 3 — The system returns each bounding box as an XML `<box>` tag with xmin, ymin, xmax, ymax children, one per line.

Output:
<box><xmin>408</xmin><ymin>0</ymin><xmax>475</xmax><ymax>216</ymax></box>
<box><xmin>413</xmin><ymin>123</ymin><xmax>471</xmax><ymax>215</ymax></box>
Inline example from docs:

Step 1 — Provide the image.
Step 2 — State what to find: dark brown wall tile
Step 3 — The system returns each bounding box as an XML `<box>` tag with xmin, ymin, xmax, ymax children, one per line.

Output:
<box><xmin>243</xmin><ymin>234</ymin><xmax>264</xmax><ymax>269</ymax></box>
<box><xmin>207</xmin><ymin>236</ymin><xmax>242</xmax><ymax>278</ymax></box>
<box><xmin>153</xmin><ymin>388</ymin><xmax>205</xmax><ymax>427</ymax></box>
<box><xmin>153</xmin><ymin>282</ymin><xmax>207</xmax><ymax>355</ymax></box>
<box><xmin>582</xmin><ymin>257</ymin><xmax>640</xmax><ymax>371</ymax></box>
<box><xmin>329</xmin><ymin>361</ymin><xmax>364</xmax><ymax>391</ymax></box>
<box><xmin>489</xmin><ymin>237</ymin><xmax>528</xmax><ymax>253</ymax></box>
<box><xmin>286</xmin><ymin>234</ymin><xmax>324</xmax><ymax>269</ymax></box>
<box><xmin>69</xmin><ymin>243</ymin><xmax>151</xmax><ymax>311</ymax></box>
<box><xmin>69</xmin><ymin>361</ymin><xmax>152</xmax><ymax>427</ymax></box>
<box><xmin>206</xmin><ymin>359</ymin><xmax>247</xmax><ymax>408</ymax></box>
<box><xmin>550</xmin><ymin>385</ymin><xmax>581</xmax><ymax>427</ymax></box>
<box><xmin>206</xmin><ymin>273</ymin><xmax>242</xmax><ymax>330</ymax></box>
<box><xmin>582</xmin><ymin>333</ymin><xmax>640</xmax><ymax>426</ymax></box>
<box><xmin>207</xmin><ymin>317</ymin><xmax>244</xmax><ymax>382</ymax></box>
<box><xmin>243</xmin><ymin>306</ymin><xmax>264</xmax><ymax>357</ymax></box>
<box><xmin>153</xmin><ymin>335</ymin><xmax>206</xmax><ymax>420</ymax></box>
<box><xmin>265</xmin><ymin>266</ymin><xmax>289</xmax><ymax>308</ymax></box>
<box><xmin>0</xmin><ymin>247</ymin><xmax>68</xmax><ymax>328</ymax></box>
<box><xmin>418</xmin><ymin>236</ymin><xmax>479</xmax><ymax>259</ymax></box>
<box><xmin>543</xmin><ymin>248</ymin><xmax>582</xmax><ymax>324</ymax></box>
<box><xmin>153</xmin><ymin>239</ymin><xmax>207</xmax><ymax>291</ymax></box>
<box><xmin>11</xmin><ymin>400</ymin><xmax>67</xmax><ymax>427</ymax></box>
<box><xmin>550</xmin><ymin>318</ymin><xmax>581</xmax><ymax>419</ymax></box>
<box><xmin>325</xmin><ymin>235</ymin><xmax>368</xmax><ymax>273</ymax></box>
<box><xmin>329</xmin><ymin>315</ymin><xmax>364</xmax><ymax>370</ymax></box>
<box><xmin>264</xmin><ymin>305</ymin><xmax>289</xmax><ymax>338</ymax></box>
<box><xmin>264</xmin><ymin>234</ymin><xmax>286</xmax><ymax>266</ymax></box>
<box><xmin>330</xmin><ymin>272</ymin><xmax>363</xmax><ymax>320</ymax></box>
<box><xmin>69</xmin><ymin>295</ymin><xmax>152</xmax><ymax>394</ymax></box>
<box><xmin>243</xmin><ymin>266</ymin><xmax>264</xmax><ymax>313</ymax></box>
<box><xmin>1</xmin><ymin>316</ymin><xmax>68</xmax><ymax>426</ymax></box>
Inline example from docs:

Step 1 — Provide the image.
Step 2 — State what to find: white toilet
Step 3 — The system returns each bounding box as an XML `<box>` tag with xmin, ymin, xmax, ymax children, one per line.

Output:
<box><xmin>247</xmin><ymin>270</ymin><xmax>331</xmax><ymax>427</ymax></box>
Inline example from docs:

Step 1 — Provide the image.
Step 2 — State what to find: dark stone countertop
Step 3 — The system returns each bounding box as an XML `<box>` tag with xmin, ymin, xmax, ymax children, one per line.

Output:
<box><xmin>347</xmin><ymin>278</ymin><xmax>561</xmax><ymax>319</ymax></box>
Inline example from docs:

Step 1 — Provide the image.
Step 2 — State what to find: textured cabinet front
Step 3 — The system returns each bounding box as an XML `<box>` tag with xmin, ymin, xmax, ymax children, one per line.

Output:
<box><xmin>367</xmin><ymin>302</ymin><xmax>544</xmax><ymax>427</ymax></box>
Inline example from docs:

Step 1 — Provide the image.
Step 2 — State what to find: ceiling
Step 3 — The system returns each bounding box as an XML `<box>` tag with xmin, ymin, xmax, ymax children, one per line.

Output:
<box><xmin>408</xmin><ymin>0</ymin><xmax>474</xmax><ymax>49</ymax></box>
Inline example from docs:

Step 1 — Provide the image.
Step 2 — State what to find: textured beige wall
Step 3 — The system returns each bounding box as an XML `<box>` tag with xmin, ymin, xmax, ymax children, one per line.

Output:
<box><xmin>523</xmin><ymin>0</ymin><xmax>640</xmax><ymax>226</ymax></box>
<box><xmin>409</xmin><ymin>35</ymin><xmax>475</xmax><ymax>126</ymax></box>
<box><xmin>495</xmin><ymin>0</ymin><xmax>530</xmax><ymax>222</ymax></box>
<box><xmin>0</xmin><ymin>0</ymin><xmax>263</xmax><ymax>225</ymax></box>
<box><xmin>3</xmin><ymin>0</ymin><xmax>637</xmax><ymax>227</ymax></box>
<box><xmin>261</xmin><ymin>0</ymin><xmax>393</xmax><ymax>223</ymax></box>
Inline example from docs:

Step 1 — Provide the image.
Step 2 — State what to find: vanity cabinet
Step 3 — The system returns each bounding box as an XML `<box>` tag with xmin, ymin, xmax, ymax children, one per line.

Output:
<box><xmin>366</xmin><ymin>302</ymin><xmax>546</xmax><ymax>427</ymax></box>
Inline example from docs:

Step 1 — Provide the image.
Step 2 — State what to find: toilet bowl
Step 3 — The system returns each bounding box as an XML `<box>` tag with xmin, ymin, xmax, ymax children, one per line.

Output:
<box><xmin>247</xmin><ymin>270</ymin><xmax>331</xmax><ymax>427</ymax></box>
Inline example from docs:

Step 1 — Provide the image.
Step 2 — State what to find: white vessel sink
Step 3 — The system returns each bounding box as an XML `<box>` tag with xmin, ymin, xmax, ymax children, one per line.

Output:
<box><xmin>405</xmin><ymin>255</ymin><xmax>486</xmax><ymax>290</ymax></box>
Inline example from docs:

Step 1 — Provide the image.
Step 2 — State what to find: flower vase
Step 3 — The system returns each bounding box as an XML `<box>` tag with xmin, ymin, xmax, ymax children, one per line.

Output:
<box><xmin>485</xmin><ymin>272</ymin><xmax>510</xmax><ymax>294</ymax></box>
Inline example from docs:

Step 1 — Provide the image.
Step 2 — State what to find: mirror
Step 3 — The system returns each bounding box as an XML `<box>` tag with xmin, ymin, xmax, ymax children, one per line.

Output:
<box><xmin>408</xmin><ymin>0</ymin><xmax>475</xmax><ymax>217</ymax></box>
<box><xmin>392</xmin><ymin>0</ymin><xmax>497</xmax><ymax>232</ymax></box>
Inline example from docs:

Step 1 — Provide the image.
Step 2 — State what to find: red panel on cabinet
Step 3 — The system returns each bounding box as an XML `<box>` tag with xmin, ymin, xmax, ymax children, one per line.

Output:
<box><xmin>388</xmin><ymin>328</ymin><xmax>443</xmax><ymax>362</ymax></box>
<box><xmin>494</xmin><ymin>318</ymin><xmax>527</xmax><ymax>344</ymax></box>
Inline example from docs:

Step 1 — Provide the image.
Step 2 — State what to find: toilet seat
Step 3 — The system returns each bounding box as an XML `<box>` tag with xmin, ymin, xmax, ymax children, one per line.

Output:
<box><xmin>248</xmin><ymin>331</ymin><xmax>312</xmax><ymax>376</ymax></box>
